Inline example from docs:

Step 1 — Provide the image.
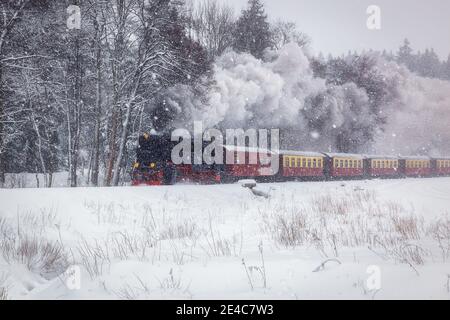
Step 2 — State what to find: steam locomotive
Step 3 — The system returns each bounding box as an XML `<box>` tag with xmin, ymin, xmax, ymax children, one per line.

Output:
<box><xmin>131</xmin><ymin>132</ymin><xmax>450</xmax><ymax>186</ymax></box>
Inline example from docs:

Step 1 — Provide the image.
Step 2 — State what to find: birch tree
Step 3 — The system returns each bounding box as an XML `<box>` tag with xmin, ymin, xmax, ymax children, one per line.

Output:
<box><xmin>0</xmin><ymin>0</ymin><xmax>32</xmax><ymax>187</ymax></box>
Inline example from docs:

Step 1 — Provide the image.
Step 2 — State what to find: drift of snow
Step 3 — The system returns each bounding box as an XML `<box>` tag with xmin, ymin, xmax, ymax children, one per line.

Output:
<box><xmin>1</xmin><ymin>178</ymin><xmax>450</xmax><ymax>300</ymax></box>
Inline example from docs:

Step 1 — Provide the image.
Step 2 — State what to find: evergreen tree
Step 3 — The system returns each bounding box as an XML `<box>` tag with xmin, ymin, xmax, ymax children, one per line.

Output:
<box><xmin>445</xmin><ymin>55</ymin><xmax>450</xmax><ymax>80</ymax></box>
<box><xmin>397</xmin><ymin>38</ymin><xmax>415</xmax><ymax>70</ymax></box>
<box><xmin>416</xmin><ymin>48</ymin><xmax>442</xmax><ymax>78</ymax></box>
<box><xmin>232</xmin><ymin>0</ymin><xmax>272</xmax><ymax>59</ymax></box>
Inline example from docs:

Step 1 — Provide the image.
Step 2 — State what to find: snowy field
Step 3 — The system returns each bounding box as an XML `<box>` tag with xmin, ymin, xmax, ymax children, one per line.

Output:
<box><xmin>1</xmin><ymin>178</ymin><xmax>450</xmax><ymax>300</ymax></box>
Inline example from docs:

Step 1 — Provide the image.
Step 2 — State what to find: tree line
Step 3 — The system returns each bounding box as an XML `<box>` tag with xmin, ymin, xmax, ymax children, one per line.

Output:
<box><xmin>0</xmin><ymin>0</ymin><xmax>310</xmax><ymax>187</ymax></box>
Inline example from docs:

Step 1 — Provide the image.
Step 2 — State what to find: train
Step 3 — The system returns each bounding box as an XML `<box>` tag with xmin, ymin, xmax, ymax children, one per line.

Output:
<box><xmin>131</xmin><ymin>132</ymin><xmax>450</xmax><ymax>186</ymax></box>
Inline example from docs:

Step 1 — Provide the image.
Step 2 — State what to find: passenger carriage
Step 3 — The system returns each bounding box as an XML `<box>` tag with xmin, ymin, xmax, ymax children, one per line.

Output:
<box><xmin>432</xmin><ymin>157</ymin><xmax>450</xmax><ymax>176</ymax></box>
<box><xmin>398</xmin><ymin>156</ymin><xmax>432</xmax><ymax>177</ymax></box>
<box><xmin>364</xmin><ymin>155</ymin><xmax>400</xmax><ymax>177</ymax></box>
<box><xmin>221</xmin><ymin>145</ymin><xmax>278</xmax><ymax>181</ymax></box>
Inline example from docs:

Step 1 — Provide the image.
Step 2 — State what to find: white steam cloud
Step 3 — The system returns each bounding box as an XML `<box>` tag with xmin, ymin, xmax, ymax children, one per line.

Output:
<box><xmin>374</xmin><ymin>61</ymin><xmax>450</xmax><ymax>156</ymax></box>
<box><xmin>202</xmin><ymin>43</ymin><xmax>325</xmax><ymax>128</ymax></box>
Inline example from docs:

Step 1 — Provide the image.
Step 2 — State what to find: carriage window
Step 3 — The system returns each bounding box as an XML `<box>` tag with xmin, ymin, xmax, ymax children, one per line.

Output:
<box><xmin>290</xmin><ymin>158</ymin><xmax>295</xmax><ymax>167</ymax></box>
<box><xmin>303</xmin><ymin>158</ymin><xmax>307</xmax><ymax>167</ymax></box>
<box><xmin>284</xmin><ymin>157</ymin><xmax>289</xmax><ymax>167</ymax></box>
<box><xmin>313</xmin><ymin>159</ymin><xmax>317</xmax><ymax>168</ymax></box>
<box><xmin>307</xmin><ymin>159</ymin><xmax>312</xmax><ymax>168</ymax></box>
<box><xmin>297</xmin><ymin>158</ymin><xmax>301</xmax><ymax>167</ymax></box>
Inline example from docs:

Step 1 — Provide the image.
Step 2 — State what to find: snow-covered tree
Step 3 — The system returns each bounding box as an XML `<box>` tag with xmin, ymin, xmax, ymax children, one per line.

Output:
<box><xmin>187</xmin><ymin>0</ymin><xmax>235</xmax><ymax>61</ymax></box>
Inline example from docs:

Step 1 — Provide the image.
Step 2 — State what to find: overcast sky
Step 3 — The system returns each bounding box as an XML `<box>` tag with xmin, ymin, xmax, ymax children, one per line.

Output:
<box><xmin>223</xmin><ymin>0</ymin><xmax>450</xmax><ymax>60</ymax></box>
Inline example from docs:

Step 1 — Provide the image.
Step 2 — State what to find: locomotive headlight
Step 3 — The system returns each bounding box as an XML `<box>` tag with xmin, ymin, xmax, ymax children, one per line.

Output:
<box><xmin>133</xmin><ymin>162</ymin><xmax>140</xmax><ymax>169</ymax></box>
<box><xmin>150</xmin><ymin>162</ymin><xmax>156</xmax><ymax>168</ymax></box>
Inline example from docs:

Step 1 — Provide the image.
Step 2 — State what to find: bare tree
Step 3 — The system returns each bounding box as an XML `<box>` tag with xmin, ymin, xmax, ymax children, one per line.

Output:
<box><xmin>0</xmin><ymin>0</ymin><xmax>31</xmax><ymax>187</ymax></box>
<box><xmin>187</xmin><ymin>0</ymin><xmax>235</xmax><ymax>61</ymax></box>
<box><xmin>102</xmin><ymin>0</ymin><xmax>137</xmax><ymax>186</ymax></box>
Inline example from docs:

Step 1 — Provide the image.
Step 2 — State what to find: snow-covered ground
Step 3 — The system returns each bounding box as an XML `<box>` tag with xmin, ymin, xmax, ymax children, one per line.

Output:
<box><xmin>1</xmin><ymin>178</ymin><xmax>450</xmax><ymax>300</ymax></box>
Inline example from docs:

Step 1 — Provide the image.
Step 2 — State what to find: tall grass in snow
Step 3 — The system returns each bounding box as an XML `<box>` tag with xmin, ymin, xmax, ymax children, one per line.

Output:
<box><xmin>262</xmin><ymin>189</ymin><xmax>434</xmax><ymax>267</ymax></box>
